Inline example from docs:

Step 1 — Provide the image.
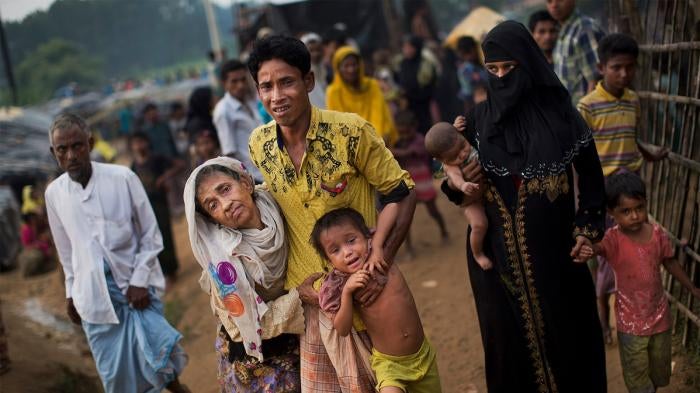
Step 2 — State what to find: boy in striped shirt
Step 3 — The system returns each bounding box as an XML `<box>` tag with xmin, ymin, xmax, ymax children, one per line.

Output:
<box><xmin>577</xmin><ymin>33</ymin><xmax>668</xmax><ymax>345</ymax></box>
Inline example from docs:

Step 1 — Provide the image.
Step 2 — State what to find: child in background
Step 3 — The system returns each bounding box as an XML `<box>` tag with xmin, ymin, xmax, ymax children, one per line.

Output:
<box><xmin>425</xmin><ymin>122</ymin><xmax>491</xmax><ymax>270</ymax></box>
<box><xmin>18</xmin><ymin>185</ymin><xmax>53</xmax><ymax>276</ymax></box>
<box><xmin>312</xmin><ymin>207</ymin><xmax>441</xmax><ymax>393</ymax></box>
<box><xmin>18</xmin><ymin>210</ymin><xmax>54</xmax><ymax>277</ymax></box>
<box><xmin>456</xmin><ymin>36</ymin><xmax>488</xmax><ymax>113</ymax></box>
<box><xmin>390</xmin><ymin>110</ymin><xmax>448</xmax><ymax>256</ymax></box>
<box><xmin>129</xmin><ymin>132</ymin><xmax>185</xmax><ymax>286</ymax></box>
<box><xmin>577</xmin><ymin>33</ymin><xmax>669</xmax><ymax>344</ymax></box>
<box><xmin>193</xmin><ymin>128</ymin><xmax>221</xmax><ymax>166</ymax></box>
<box><xmin>577</xmin><ymin>172</ymin><xmax>700</xmax><ymax>393</ymax></box>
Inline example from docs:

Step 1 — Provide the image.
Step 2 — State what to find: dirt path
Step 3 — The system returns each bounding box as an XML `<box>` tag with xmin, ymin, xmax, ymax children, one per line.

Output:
<box><xmin>0</xmin><ymin>188</ymin><xmax>692</xmax><ymax>392</ymax></box>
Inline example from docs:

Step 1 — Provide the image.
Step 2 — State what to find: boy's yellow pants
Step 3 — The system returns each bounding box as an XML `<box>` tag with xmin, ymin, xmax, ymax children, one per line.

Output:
<box><xmin>370</xmin><ymin>337</ymin><xmax>442</xmax><ymax>392</ymax></box>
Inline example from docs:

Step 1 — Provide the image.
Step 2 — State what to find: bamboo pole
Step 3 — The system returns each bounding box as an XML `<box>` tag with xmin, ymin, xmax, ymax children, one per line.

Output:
<box><xmin>637</xmin><ymin>91</ymin><xmax>700</xmax><ymax>106</ymax></box>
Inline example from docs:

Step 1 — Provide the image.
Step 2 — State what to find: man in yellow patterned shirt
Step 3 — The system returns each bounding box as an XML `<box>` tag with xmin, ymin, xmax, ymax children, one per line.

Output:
<box><xmin>247</xmin><ymin>35</ymin><xmax>416</xmax><ymax>391</ymax></box>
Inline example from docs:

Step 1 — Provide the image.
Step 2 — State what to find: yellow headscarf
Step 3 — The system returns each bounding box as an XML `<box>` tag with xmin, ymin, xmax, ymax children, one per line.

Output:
<box><xmin>21</xmin><ymin>185</ymin><xmax>42</xmax><ymax>215</ymax></box>
<box><xmin>326</xmin><ymin>46</ymin><xmax>398</xmax><ymax>146</ymax></box>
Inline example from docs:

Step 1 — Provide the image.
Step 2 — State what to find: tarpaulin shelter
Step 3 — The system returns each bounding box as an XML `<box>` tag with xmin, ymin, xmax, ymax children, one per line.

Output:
<box><xmin>443</xmin><ymin>6</ymin><xmax>505</xmax><ymax>49</ymax></box>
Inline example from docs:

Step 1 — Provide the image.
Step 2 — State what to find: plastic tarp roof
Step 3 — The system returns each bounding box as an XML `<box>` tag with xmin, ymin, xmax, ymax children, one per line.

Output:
<box><xmin>444</xmin><ymin>6</ymin><xmax>505</xmax><ymax>48</ymax></box>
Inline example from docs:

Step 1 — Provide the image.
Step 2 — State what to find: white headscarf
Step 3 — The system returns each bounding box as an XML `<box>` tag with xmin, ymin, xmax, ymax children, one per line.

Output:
<box><xmin>184</xmin><ymin>157</ymin><xmax>288</xmax><ymax>360</ymax></box>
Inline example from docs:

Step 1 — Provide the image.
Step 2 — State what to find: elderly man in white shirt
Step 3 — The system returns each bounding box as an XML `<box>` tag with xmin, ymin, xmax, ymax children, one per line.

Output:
<box><xmin>213</xmin><ymin>59</ymin><xmax>264</xmax><ymax>183</ymax></box>
<box><xmin>45</xmin><ymin>114</ymin><xmax>190</xmax><ymax>393</ymax></box>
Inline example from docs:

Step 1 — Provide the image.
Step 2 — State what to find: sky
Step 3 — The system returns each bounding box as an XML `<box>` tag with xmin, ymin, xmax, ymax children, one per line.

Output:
<box><xmin>0</xmin><ymin>0</ymin><xmax>246</xmax><ymax>22</ymax></box>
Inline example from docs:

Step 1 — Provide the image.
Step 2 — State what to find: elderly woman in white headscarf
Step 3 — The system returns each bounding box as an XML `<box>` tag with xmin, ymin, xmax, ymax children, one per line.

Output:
<box><xmin>184</xmin><ymin>157</ymin><xmax>305</xmax><ymax>392</ymax></box>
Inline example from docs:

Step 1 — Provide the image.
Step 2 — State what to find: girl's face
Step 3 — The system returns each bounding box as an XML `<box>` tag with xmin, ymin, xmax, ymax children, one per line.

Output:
<box><xmin>485</xmin><ymin>60</ymin><xmax>519</xmax><ymax>78</ymax></box>
<box><xmin>196</xmin><ymin>172</ymin><xmax>261</xmax><ymax>230</ymax></box>
<box><xmin>339</xmin><ymin>55</ymin><xmax>360</xmax><ymax>86</ymax></box>
<box><xmin>609</xmin><ymin>195</ymin><xmax>648</xmax><ymax>235</ymax></box>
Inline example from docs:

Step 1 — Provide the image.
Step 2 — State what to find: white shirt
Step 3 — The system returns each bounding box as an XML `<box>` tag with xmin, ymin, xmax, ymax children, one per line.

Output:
<box><xmin>45</xmin><ymin>162</ymin><xmax>165</xmax><ymax>324</ymax></box>
<box><xmin>213</xmin><ymin>93</ymin><xmax>263</xmax><ymax>182</ymax></box>
<box><xmin>309</xmin><ymin>62</ymin><xmax>327</xmax><ymax>109</ymax></box>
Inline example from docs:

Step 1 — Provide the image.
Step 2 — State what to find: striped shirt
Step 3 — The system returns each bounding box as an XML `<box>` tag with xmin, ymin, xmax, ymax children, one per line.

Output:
<box><xmin>577</xmin><ymin>82</ymin><xmax>643</xmax><ymax>176</ymax></box>
<box><xmin>553</xmin><ymin>10</ymin><xmax>605</xmax><ymax>105</ymax></box>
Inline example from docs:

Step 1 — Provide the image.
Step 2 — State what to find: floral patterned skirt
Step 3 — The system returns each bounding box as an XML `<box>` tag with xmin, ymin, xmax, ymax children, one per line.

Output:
<box><xmin>215</xmin><ymin>328</ymin><xmax>301</xmax><ymax>393</ymax></box>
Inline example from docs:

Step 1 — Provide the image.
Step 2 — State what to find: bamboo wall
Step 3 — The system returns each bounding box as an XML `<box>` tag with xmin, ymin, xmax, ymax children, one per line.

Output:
<box><xmin>607</xmin><ymin>0</ymin><xmax>700</xmax><ymax>349</ymax></box>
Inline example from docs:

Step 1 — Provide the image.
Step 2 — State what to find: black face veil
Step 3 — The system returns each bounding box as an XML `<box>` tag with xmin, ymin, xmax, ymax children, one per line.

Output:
<box><xmin>474</xmin><ymin>21</ymin><xmax>592</xmax><ymax>179</ymax></box>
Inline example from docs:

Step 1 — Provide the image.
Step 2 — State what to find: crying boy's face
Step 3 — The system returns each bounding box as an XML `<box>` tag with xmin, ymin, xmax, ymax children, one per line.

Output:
<box><xmin>319</xmin><ymin>222</ymin><xmax>370</xmax><ymax>274</ymax></box>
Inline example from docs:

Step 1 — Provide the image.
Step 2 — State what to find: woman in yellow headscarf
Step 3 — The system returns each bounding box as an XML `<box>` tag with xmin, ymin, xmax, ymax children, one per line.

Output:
<box><xmin>326</xmin><ymin>46</ymin><xmax>398</xmax><ymax>146</ymax></box>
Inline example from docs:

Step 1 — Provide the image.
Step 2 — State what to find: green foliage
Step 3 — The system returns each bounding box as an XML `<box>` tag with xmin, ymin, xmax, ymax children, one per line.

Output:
<box><xmin>5</xmin><ymin>0</ymin><xmax>233</xmax><ymax>80</ymax></box>
<box><xmin>15</xmin><ymin>38</ymin><xmax>103</xmax><ymax>104</ymax></box>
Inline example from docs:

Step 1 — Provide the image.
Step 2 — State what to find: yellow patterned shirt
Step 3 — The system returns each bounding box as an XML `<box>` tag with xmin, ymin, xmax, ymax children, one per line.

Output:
<box><xmin>249</xmin><ymin>106</ymin><xmax>414</xmax><ymax>290</ymax></box>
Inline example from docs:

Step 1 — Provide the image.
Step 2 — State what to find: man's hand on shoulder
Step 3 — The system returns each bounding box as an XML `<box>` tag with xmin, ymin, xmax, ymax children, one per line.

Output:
<box><xmin>126</xmin><ymin>286</ymin><xmax>151</xmax><ymax>310</ymax></box>
<box><xmin>353</xmin><ymin>271</ymin><xmax>387</xmax><ymax>307</ymax></box>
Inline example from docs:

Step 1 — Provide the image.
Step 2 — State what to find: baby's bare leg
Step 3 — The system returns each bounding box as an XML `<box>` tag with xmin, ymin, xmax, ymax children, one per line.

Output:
<box><xmin>464</xmin><ymin>203</ymin><xmax>492</xmax><ymax>270</ymax></box>
<box><xmin>379</xmin><ymin>387</ymin><xmax>404</xmax><ymax>393</ymax></box>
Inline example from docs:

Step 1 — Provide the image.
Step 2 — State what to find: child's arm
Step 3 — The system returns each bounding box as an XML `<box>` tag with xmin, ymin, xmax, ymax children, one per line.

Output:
<box><xmin>637</xmin><ymin>141</ymin><xmax>669</xmax><ymax>162</ymax></box>
<box><xmin>444</xmin><ymin>164</ymin><xmax>479</xmax><ymax>195</ymax></box>
<box><xmin>662</xmin><ymin>258</ymin><xmax>700</xmax><ymax>300</ymax></box>
<box><xmin>333</xmin><ymin>270</ymin><xmax>370</xmax><ymax>336</ymax></box>
<box><xmin>366</xmin><ymin>202</ymin><xmax>399</xmax><ymax>273</ymax></box>
<box><xmin>444</xmin><ymin>164</ymin><xmax>467</xmax><ymax>189</ymax></box>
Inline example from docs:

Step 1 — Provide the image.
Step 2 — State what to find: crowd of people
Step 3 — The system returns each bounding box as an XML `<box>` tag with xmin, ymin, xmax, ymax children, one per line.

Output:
<box><xmin>4</xmin><ymin>0</ymin><xmax>700</xmax><ymax>392</ymax></box>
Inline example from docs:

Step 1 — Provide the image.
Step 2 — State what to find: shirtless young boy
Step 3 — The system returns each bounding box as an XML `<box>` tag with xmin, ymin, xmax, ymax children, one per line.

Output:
<box><xmin>425</xmin><ymin>121</ymin><xmax>492</xmax><ymax>270</ymax></box>
<box><xmin>311</xmin><ymin>206</ymin><xmax>441</xmax><ymax>393</ymax></box>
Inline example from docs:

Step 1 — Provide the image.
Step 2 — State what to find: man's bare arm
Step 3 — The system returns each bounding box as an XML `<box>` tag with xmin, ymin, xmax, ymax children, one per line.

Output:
<box><xmin>383</xmin><ymin>189</ymin><xmax>416</xmax><ymax>264</ymax></box>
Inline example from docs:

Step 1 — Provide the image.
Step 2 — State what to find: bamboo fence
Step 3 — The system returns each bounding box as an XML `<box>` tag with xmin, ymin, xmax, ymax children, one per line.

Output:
<box><xmin>606</xmin><ymin>0</ymin><xmax>700</xmax><ymax>349</ymax></box>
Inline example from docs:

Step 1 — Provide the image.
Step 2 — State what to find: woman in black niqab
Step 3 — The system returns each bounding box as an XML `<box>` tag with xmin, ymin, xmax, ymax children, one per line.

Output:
<box><xmin>442</xmin><ymin>21</ymin><xmax>607</xmax><ymax>393</ymax></box>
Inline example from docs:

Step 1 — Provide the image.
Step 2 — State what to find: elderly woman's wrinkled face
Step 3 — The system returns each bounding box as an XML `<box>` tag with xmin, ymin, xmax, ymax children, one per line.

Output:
<box><xmin>196</xmin><ymin>172</ymin><xmax>261</xmax><ymax>229</ymax></box>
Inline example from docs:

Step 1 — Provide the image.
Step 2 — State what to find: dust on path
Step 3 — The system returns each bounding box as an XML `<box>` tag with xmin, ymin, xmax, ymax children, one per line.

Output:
<box><xmin>0</xmin><ymin>188</ymin><xmax>689</xmax><ymax>392</ymax></box>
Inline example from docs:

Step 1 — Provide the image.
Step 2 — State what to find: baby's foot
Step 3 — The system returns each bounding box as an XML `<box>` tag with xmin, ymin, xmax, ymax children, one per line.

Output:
<box><xmin>474</xmin><ymin>253</ymin><xmax>493</xmax><ymax>270</ymax></box>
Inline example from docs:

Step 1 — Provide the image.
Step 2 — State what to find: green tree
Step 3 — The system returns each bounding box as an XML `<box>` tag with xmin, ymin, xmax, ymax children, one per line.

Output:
<box><xmin>15</xmin><ymin>38</ymin><xmax>103</xmax><ymax>105</ymax></box>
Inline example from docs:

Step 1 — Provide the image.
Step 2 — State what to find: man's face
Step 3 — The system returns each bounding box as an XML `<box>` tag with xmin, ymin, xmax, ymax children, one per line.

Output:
<box><xmin>532</xmin><ymin>20</ymin><xmax>559</xmax><ymax>52</ymax></box>
<box><xmin>546</xmin><ymin>0</ymin><xmax>575</xmax><ymax>22</ymax></box>
<box><xmin>256</xmin><ymin>58</ymin><xmax>314</xmax><ymax>128</ymax></box>
<box><xmin>306</xmin><ymin>41</ymin><xmax>323</xmax><ymax>64</ymax></box>
<box><xmin>224</xmin><ymin>68</ymin><xmax>250</xmax><ymax>101</ymax></box>
<box><xmin>598</xmin><ymin>54</ymin><xmax>636</xmax><ymax>93</ymax></box>
<box><xmin>50</xmin><ymin>125</ymin><xmax>93</xmax><ymax>183</ymax></box>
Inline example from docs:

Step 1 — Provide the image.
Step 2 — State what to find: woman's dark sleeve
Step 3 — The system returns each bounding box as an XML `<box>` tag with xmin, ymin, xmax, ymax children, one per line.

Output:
<box><xmin>572</xmin><ymin>139</ymin><xmax>605</xmax><ymax>241</ymax></box>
